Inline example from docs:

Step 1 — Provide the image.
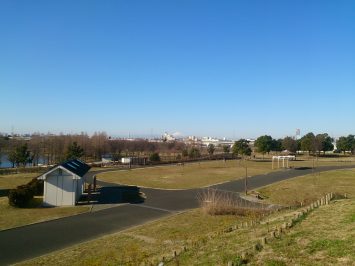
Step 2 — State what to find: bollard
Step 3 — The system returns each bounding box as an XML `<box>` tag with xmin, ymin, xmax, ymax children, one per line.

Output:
<box><xmin>261</xmin><ymin>237</ymin><xmax>267</xmax><ymax>245</ymax></box>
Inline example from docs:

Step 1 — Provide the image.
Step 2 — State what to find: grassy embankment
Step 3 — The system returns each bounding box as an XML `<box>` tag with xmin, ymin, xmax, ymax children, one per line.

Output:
<box><xmin>250</xmin><ymin>198</ymin><xmax>355</xmax><ymax>266</ymax></box>
<box><xmin>97</xmin><ymin>159</ymin><xmax>353</xmax><ymax>189</ymax></box>
<box><xmin>19</xmin><ymin>169</ymin><xmax>355</xmax><ymax>265</ymax></box>
<box><xmin>248</xmin><ymin>168</ymin><xmax>355</xmax><ymax>265</ymax></box>
<box><xmin>0</xmin><ymin>172</ymin><xmax>89</xmax><ymax>231</ymax></box>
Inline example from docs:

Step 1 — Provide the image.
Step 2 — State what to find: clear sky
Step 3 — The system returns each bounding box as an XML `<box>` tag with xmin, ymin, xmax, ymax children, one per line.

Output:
<box><xmin>0</xmin><ymin>0</ymin><xmax>354</xmax><ymax>139</ymax></box>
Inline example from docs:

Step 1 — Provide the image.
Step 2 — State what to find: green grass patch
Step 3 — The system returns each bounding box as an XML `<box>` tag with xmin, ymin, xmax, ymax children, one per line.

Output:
<box><xmin>307</xmin><ymin>239</ymin><xmax>353</xmax><ymax>257</ymax></box>
<box><xmin>251</xmin><ymin>199</ymin><xmax>355</xmax><ymax>265</ymax></box>
<box><xmin>343</xmin><ymin>213</ymin><xmax>355</xmax><ymax>224</ymax></box>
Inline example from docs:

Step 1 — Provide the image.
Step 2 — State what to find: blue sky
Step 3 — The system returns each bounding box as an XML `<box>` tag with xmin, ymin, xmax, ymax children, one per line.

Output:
<box><xmin>0</xmin><ymin>0</ymin><xmax>354</xmax><ymax>139</ymax></box>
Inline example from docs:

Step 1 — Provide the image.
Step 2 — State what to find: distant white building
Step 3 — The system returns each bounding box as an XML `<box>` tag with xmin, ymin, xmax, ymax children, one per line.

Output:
<box><xmin>37</xmin><ymin>159</ymin><xmax>91</xmax><ymax>206</ymax></box>
<box><xmin>121</xmin><ymin>157</ymin><xmax>147</xmax><ymax>165</ymax></box>
<box><xmin>162</xmin><ymin>132</ymin><xmax>176</xmax><ymax>142</ymax></box>
<box><xmin>201</xmin><ymin>136</ymin><xmax>220</xmax><ymax>146</ymax></box>
<box><xmin>201</xmin><ymin>136</ymin><xmax>234</xmax><ymax>147</ymax></box>
<box><xmin>101</xmin><ymin>154</ymin><xmax>113</xmax><ymax>163</ymax></box>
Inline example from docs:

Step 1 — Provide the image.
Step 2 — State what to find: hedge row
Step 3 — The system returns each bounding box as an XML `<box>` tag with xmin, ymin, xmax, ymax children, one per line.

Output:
<box><xmin>8</xmin><ymin>178</ymin><xmax>43</xmax><ymax>207</ymax></box>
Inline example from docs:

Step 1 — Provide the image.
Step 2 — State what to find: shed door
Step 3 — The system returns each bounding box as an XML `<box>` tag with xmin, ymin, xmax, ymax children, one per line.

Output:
<box><xmin>61</xmin><ymin>175</ymin><xmax>74</xmax><ymax>205</ymax></box>
<box><xmin>55</xmin><ymin>175</ymin><xmax>63</xmax><ymax>205</ymax></box>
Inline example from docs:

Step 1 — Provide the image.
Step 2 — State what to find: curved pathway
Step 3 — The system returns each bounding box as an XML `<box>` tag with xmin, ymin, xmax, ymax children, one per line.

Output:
<box><xmin>0</xmin><ymin>164</ymin><xmax>354</xmax><ymax>265</ymax></box>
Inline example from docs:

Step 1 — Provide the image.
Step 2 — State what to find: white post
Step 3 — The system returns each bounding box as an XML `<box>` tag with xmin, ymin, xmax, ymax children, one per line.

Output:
<box><xmin>272</xmin><ymin>157</ymin><xmax>274</xmax><ymax>169</ymax></box>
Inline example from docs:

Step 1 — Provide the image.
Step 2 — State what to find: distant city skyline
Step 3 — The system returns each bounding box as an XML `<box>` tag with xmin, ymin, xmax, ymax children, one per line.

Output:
<box><xmin>1</xmin><ymin>1</ymin><xmax>354</xmax><ymax>138</ymax></box>
<box><xmin>0</xmin><ymin>127</ymin><xmax>346</xmax><ymax>141</ymax></box>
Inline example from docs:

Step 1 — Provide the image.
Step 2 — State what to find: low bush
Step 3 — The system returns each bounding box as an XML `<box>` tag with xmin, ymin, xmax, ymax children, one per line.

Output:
<box><xmin>8</xmin><ymin>185</ymin><xmax>34</xmax><ymax>207</ymax></box>
<box><xmin>149</xmin><ymin>152</ymin><xmax>161</xmax><ymax>162</ymax></box>
<box><xmin>27</xmin><ymin>177</ymin><xmax>44</xmax><ymax>195</ymax></box>
<box><xmin>8</xmin><ymin>177</ymin><xmax>43</xmax><ymax>207</ymax></box>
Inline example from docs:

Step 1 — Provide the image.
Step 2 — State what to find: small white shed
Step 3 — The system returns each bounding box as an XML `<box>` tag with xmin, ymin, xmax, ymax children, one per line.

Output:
<box><xmin>38</xmin><ymin>159</ymin><xmax>91</xmax><ymax>206</ymax></box>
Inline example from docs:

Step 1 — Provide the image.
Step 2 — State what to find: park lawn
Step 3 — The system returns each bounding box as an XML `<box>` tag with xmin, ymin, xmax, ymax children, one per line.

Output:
<box><xmin>257</xmin><ymin>168</ymin><xmax>355</xmax><ymax>206</ymax></box>
<box><xmin>251</xmin><ymin>199</ymin><xmax>355</xmax><ymax>266</ymax></box>
<box><xmin>97</xmin><ymin>159</ymin><xmax>352</xmax><ymax>189</ymax></box>
<box><xmin>18</xmin><ymin>168</ymin><xmax>355</xmax><ymax>266</ymax></box>
<box><xmin>0</xmin><ymin>197</ymin><xmax>89</xmax><ymax>231</ymax></box>
<box><xmin>18</xmin><ymin>200</ymin><xmax>355</xmax><ymax>266</ymax></box>
<box><xmin>97</xmin><ymin>160</ymin><xmax>276</xmax><ymax>189</ymax></box>
<box><xmin>0</xmin><ymin>172</ymin><xmax>39</xmax><ymax>190</ymax></box>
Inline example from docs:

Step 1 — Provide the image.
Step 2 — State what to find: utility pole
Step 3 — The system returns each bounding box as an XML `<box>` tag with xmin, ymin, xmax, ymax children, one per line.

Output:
<box><xmin>244</xmin><ymin>159</ymin><xmax>248</xmax><ymax>195</ymax></box>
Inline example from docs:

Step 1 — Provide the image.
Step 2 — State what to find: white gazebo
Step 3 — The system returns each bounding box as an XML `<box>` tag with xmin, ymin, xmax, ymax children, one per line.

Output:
<box><xmin>272</xmin><ymin>155</ymin><xmax>296</xmax><ymax>169</ymax></box>
<box><xmin>37</xmin><ymin>159</ymin><xmax>91</xmax><ymax>206</ymax></box>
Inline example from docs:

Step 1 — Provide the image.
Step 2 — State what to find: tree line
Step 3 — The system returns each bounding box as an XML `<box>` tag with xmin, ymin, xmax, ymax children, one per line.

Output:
<box><xmin>251</xmin><ymin>133</ymin><xmax>355</xmax><ymax>156</ymax></box>
<box><xmin>0</xmin><ymin>132</ymin><xmax>186</xmax><ymax>167</ymax></box>
<box><xmin>1</xmin><ymin>131</ymin><xmax>354</xmax><ymax>168</ymax></box>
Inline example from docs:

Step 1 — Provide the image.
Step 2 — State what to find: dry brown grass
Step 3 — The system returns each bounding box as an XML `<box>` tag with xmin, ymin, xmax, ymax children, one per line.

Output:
<box><xmin>18</xmin><ymin>208</ymin><xmax>251</xmax><ymax>266</ymax></box>
<box><xmin>97</xmin><ymin>159</ymin><xmax>353</xmax><ymax>189</ymax></box>
<box><xmin>198</xmin><ymin>188</ymin><xmax>269</xmax><ymax>216</ymax></box>
<box><xmin>258</xmin><ymin>169</ymin><xmax>355</xmax><ymax>206</ymax></box>
<box><xmin>97</xmin><ymin>159</ymin><xmax>276</xmax><ymax>189</ymax></box>
<box><xmin>0</xmin><ymin>173</ymin><xmax>38</xmax><ymax>190</ymax></box>
<box><xmin>0</xmin><ymin>197</ymin><xmax>89</xmax><ymax>231</ymax></box>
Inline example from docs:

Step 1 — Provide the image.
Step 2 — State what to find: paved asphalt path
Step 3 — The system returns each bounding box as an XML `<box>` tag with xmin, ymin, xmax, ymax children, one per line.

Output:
<box><xmin>1</xmin><ymin>164</ymin><xmax>355</xmax><ymax>265</ymax></box>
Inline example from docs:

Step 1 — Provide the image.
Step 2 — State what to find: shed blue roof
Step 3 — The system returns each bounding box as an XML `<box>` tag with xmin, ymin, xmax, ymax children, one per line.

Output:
<box><xmin>60</xmin><ymin>159</ymin><xmax>91</xmax><ymax>177</ymax></box>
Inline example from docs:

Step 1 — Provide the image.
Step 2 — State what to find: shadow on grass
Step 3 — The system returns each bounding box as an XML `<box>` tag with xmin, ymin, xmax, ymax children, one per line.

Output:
<box><xmin>78</xmin><ymin>185</ymin><xmax>145</xmax><ymax>205</ymax></box>
<box><xmin>0</xmin><ymin>189</ymin><xmax>9</xmax><ymax>198</ymax></box>
<box><xmin>294</xmin><ymin>167</ymin><xmax>312</xmax><ymax>170</ymax></box>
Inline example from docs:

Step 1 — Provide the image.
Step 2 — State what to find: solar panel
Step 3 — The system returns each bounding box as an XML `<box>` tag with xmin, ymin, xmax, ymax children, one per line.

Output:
<box><xmin>66</xmin><ymin>162</ymin><xmax>77</xmax><ymax>169</ymax></box>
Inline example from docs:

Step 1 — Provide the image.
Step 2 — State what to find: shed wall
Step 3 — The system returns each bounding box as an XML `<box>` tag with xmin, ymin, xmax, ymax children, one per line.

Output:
<box><xmin>43</xmin><ymin>169</ymin><xmax>77</xmax><ymax>206</ymax></box>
